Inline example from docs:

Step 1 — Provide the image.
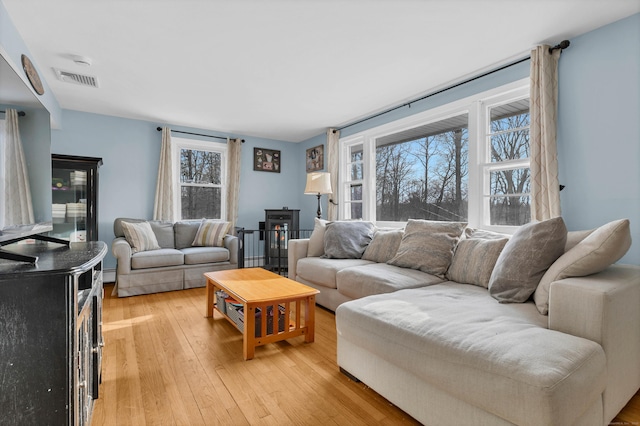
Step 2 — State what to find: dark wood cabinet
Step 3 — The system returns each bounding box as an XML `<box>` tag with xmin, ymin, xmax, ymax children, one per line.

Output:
<box><xmin>51</xmin><ymin>154</ymin><xmax>102</xmax><ymax>242</ymax></box>
<box><xmin>0</xmin><ymin>241</ymin><xmax>107</xmax><ymax>425</ymax></box>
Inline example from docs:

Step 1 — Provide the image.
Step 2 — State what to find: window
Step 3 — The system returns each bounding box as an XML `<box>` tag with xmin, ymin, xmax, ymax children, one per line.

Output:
<box><xmin>339</xmin><ymin>79</ymin><xmax>530</xmax><ymax>231</ymax></box>
<box><xmin>173</xmin><ymin>138</ymin><xmax>227</xmax><ymax>220</ymax></box>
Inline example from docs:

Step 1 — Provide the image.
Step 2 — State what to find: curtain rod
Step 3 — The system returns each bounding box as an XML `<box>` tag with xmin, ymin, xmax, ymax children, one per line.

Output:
<box><xmin>334</xmin><ymin>40</ymin><xmax>570</xmax><ymax>133</ymax></box>
<box><xmin>0</xmin><ymin>110</ymin><xmax>26</xmax><ymax>117</ymax></box>
<box><xmin>156</xmin><ymin>127</ymin><xmax>244</xmax><ymax>143</ymax></box>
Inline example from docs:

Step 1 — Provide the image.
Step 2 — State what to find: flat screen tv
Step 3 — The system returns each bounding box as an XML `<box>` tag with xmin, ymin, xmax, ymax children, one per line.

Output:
<box><xmin>0</xmin><ymin>54</ymin><xmax>53</xmax><ymax>254</ymax></box>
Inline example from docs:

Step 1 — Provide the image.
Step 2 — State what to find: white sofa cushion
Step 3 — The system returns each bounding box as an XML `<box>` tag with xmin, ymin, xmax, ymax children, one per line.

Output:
<box><xmin>296</xmin><ymin>257</ymin><xmax>373</xmax><ymax>289</ymax></box>
<box><xmin>337</xmin><ymin>263</ymin><xmax>443</xmax><ymax>299</ymax></box>
<box><xmin>336</xmin><ymin>283</ymin><xmax>607</xmax><ymax>426</ymax></box>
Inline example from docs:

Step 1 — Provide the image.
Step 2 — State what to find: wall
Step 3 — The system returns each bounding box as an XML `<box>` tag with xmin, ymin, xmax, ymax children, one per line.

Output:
<box><xmin>51</xmin><ymin>111</ymin><xmax>304</xmax><ymax>269</ymax></box>
<box><xmin>298</xmin><ymin>14</ymin><xmax>639</xmax><ymax>265</ymax></box>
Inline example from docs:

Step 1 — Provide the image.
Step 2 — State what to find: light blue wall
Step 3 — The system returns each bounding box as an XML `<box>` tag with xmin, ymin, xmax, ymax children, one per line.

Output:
<box><xmin>51</xmin><ymin>110</ymin><xmax>304</xmax><ymax>269</ymax></box>
<box><xmin>557</xmin><ymin>14</ymin><xmax>639</xmax><ymax>264</ymax></box>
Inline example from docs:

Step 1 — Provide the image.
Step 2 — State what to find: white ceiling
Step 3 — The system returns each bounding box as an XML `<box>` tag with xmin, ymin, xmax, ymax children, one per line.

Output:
<box><xmin>3</xmin><ymin>0</ymin><xmax>639</xmax><ymax>142</ymax></box>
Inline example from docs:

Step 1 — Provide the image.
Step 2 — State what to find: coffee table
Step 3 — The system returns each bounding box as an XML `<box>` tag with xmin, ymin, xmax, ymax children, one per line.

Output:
<box><xmin>205</xmin><ymin>268</ymin><xmax>320</xmax><ymax>360</ymax></box>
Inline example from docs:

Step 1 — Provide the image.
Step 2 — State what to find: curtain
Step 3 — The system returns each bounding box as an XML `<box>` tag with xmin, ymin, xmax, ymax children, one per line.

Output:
<box><xmin>327</xmin><ymin>128</ymin><xmax>339</xmax><ymax>221</ymax></box>
<box><xmin>225</xmin><ymin>138</ymin><xmax>242</xmax><ymax>233</ymax></box>
<box><xmin>153</xmin><ymin>127</ymin><xmax>174</xmax><ymax>221</ymax></box>
<box><xmin>530</xmin><ymin>45</ymin><xmax>562</xmax><ymax>221</ymax></box>
<box><xmin>2</xmin><ymin>109</ymin><xmax>34</xmax><ymax>226</ymax></box>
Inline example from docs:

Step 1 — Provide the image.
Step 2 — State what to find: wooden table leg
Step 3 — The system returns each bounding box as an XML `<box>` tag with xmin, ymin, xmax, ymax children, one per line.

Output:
<box><xmin>205</xmin><ymin>280</ymin><xmax>215</xmax><ymax>318</ymax></box>
<box><xmin>243</xmin><ymin>304</ymin><xmax>256</xmax><ymax>360</ymax></box>
<box><xmin>304</xmin><ymin>295</ymin><xmax>316</xmax><ymax>343</ymax></box>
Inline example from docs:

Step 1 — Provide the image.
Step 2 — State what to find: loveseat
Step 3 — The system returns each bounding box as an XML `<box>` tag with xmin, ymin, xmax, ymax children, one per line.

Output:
<box><xmin>288</xmin><ymin>217</ymin><xmax>640</xmax><ymax>425</ymax></box>
<box><xmin>112</xmin><ymin>218</ymin><xmax>238</xmax><ymax>297</ymax></box>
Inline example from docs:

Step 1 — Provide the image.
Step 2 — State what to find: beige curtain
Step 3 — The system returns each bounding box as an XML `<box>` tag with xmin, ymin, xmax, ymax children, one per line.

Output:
<box><xmin>327</xmin><ymin>128</ymin><xmax>339</xmax><ymax>221</ymax></box>
<box><xmin>153</xmin><ymin>127</ymin><xmax>174</xmax><ymax>221</ymax></box>
<box><xmin>530</xmin><ymin>45</ymin><xmax>562</xmax><ymax>221</ymax></box>
<box><xmin>225</xmin><ymin>138</ymin><xmax>242</xmax><ymax>233</ymax></box>
<box><xmin>3</xmin><ymin>109</ymin><xmax>34</xmax><ymax>226</ymax></box>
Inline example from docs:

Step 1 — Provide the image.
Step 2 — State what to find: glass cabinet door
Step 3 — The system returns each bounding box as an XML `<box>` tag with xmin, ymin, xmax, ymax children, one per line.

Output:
<box><xmin>51</xmin><ymin>155</ymin><xmax>102</xmax><ymax>242</ymax></box>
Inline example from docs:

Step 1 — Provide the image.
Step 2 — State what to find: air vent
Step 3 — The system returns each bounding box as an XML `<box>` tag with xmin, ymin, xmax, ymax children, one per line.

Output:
<box><xmin>54</xmin><ymin>68</ymin><xmax>99</xmax><ymax>88</ymax></box>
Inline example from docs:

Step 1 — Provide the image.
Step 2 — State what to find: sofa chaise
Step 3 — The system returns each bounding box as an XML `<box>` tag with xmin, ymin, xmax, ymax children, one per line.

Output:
<box><xmin>112</xmin><ymin>217</ymin><xmax>238</xmax><ymax>297</ymax></box>
<box><xmin>288</xmin><ymin>217</ymin><xmax>639</xmax><ymax>425</ymax></box>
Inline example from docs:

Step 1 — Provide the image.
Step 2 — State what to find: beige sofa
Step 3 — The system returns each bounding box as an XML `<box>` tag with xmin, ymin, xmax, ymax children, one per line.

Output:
<box><xmin>112</xmin><ymin>218</ymin><xmax>238</xmax><ymax>297</ymax></box>
<box><xmin>288</xmin><ymin>218</ymin><xmax>640</xmax><ymax>425</ymax></box>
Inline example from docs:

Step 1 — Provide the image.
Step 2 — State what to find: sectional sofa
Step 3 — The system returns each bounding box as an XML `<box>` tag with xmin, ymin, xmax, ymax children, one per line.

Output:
<box><xmin>112</xmin><ymin>217</ymin><xmax>238</xmax><ymax>297</ymax></box>
<box><xmin>288</xmin><ymin>217</ymin><xmax>639</xmax><ymax>425</ymax></box>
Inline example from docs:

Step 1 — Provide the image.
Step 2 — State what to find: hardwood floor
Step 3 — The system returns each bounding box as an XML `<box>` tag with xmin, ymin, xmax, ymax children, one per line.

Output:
<box><xmin>93</xmin><ymin>284</ymin><xmax>640</xmax><ymax>426</ymax></box>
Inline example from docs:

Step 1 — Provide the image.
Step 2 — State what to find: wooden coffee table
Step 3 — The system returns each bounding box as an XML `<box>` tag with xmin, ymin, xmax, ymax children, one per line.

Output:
<box><xmin>205</xmin><ymin>268</ymin><xmax>320</xmax><ymax>360</ymax></box>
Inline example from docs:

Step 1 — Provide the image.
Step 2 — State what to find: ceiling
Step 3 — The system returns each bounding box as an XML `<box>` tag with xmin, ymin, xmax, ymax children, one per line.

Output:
<box><xmin>3</xmin><ymin>0</ymin><xmax>639</xmax><ymax>142</ymax></box>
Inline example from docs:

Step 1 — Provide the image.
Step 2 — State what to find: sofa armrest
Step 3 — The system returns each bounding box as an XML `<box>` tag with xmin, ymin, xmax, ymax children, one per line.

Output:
<box><xmin>548</xmin><ymin>264</ymin><xmax>640</xmax><ymax>422</ymax></box>
<box><xmin>112</xmin><ymin>237</ymin><xmax>132</xmax><ymax>275</ymax></box>
<box><xmin>288</xmin><ymin>239</ymin><xmax>310</xmax><ymax>280</ymax></box>
<box><xmin>224</xmin><ymin>234</ymin><xmax>238</xmax><ymax>264</ymax></box>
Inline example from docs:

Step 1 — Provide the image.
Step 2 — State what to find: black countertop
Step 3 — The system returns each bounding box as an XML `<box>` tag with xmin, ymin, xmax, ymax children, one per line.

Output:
<box><xmin>0</xmin><ymin>241</ymin><xmax>107</xmax><ymax>278</ymax></box>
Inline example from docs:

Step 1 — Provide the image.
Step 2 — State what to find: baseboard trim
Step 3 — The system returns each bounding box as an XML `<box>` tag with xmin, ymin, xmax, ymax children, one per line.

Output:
<box><xmin>103</xmin><ymin>269</ymin><xmax>116</xmax><ymax>284</ymax></box>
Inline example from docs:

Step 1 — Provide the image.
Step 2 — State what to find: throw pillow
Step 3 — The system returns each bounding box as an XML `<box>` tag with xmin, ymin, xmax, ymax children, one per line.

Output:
<box><xmin>121</xmin><ymin>221</ymin><xmax>161</xmax><ymax>254</ymax></box>
<box><xmin>362</xmin><ymin>229</ymin><xmax>404</xmax><ymax>263</ymax></box>
<box><xmin>488</xmin><ymin>217</ymin><xmax>567</xmax><ymax>303</ymax></box>
<box><xmin>322</xmin><ymin>221</ymin><xmax>375</xmax><ymax>259</ymax></box>
<box><xmin>446</xmin><ymin>231</ymin><xmax>509</xmax><ymax>288</ymax></box>
<box><xmin>533</xmin><ymin>218</ymin><xmax>631</xmax><ymax>315</ymax></box>
<box><xmin>192</xmin><ymin>219</ymin><xmax>231</xmax><ymax>247</ymax></box>
<box><xmin>387</xmin><ymin>219</ymin><xmax>467</xmax><ymax>278</ymax></box>
<box><xmin>307</xmin><ymin>218</ymin><xmax>328</xmax><ymax>257</ymax></box>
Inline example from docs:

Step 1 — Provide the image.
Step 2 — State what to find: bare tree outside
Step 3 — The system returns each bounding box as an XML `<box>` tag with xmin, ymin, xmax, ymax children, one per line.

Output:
<box><xmin>180</xmin><ymin>148</ymin><xmax>222</xmax><ymax>219</ymax></box>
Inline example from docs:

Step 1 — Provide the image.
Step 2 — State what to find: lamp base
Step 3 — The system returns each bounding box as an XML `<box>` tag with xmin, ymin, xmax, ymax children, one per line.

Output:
<box><xmin>316</xmin><ymin>194</ymin><xmax>322</xmax><ymax>219</ymax></box>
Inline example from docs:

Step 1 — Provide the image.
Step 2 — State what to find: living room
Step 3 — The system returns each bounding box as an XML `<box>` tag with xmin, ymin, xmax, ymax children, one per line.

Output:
<box><xmin>1</xmin><ymin>1</ymin><xmax>639</xmax><ymax>425</ymax></box>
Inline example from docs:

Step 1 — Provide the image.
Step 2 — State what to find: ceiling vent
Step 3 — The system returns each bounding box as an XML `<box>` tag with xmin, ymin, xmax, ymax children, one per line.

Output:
<box><xmin>54</xmin><ymin>68</ymin><xmax>99</xmax><ymax>88</ymax></box>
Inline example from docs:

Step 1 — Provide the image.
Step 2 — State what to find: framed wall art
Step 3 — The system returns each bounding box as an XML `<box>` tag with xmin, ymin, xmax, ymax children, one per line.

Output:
<box><xmin>253</xmin><ymin>147</ymin><xmax>281</xmax><ymax>173</ymax></box>
<box><xmin>306</xmin><ymin>144</ymin><xmax>324</xmax><ymax>172</ymax></box>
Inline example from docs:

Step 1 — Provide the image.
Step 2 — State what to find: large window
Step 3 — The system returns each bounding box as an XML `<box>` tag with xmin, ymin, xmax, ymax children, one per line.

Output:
<box><xmin>173</xmin><ymin>138</ymin><xmax>227</xmax><ymax>220</ymax></box>
<box><xmin>339</xmin><ymin>79</ymin><xmax>530</xmax><ymax>231</ymax></box>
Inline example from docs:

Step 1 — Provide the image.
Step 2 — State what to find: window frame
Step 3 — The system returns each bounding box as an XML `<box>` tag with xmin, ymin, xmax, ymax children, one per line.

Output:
<box><xmin>338</xmin><ymin>78</ymin><xmax>529</xmax><ymax>233</ymax></box>
<box><xmin>171</xmin><ymin>137</ymin><xmax>227</xmax><ymax>221</ymax></box>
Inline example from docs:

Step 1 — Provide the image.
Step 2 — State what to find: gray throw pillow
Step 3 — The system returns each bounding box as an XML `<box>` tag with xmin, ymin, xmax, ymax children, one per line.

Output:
<box><xmin>446</xmin><ymin>231</ymin><xmax>509</xmax><ymax>288</ymax></box>
<box><xmin>387</xmin><ymin>219</ymin><xmax>467</xmax><ymax>278</ymax></box>
<box><xmin>488</xmin><ymin>217</ymin><xmax>567</xmax><ymax>303</ymax></box>
<box><xmin>362</xmin><ymin>229</ymin><xmax>404</xmax><ymax>263</ymax></box>
<box><xmin>322</xmin><ymin>221</ymin><xmax>375</xmax><ymax>259</ymax></box>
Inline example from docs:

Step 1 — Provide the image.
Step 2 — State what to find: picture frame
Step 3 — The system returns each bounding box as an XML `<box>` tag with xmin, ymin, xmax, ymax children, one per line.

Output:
<box><xmin>306</xmin><ymin>144</ymin><xmax>324</xmax><ymax>172</ymax></box>
<box><xmin>253</xmin><ymin>147</ymin><xmax>281</xmax><ymax>173</ymax></box>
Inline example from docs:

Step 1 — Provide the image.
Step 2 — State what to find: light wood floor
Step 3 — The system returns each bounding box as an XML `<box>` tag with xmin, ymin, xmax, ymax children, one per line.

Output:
<box><xmin>93</xmin><ymin>284</ymin><xmax>640</xmax><ymax>426</ymax></box>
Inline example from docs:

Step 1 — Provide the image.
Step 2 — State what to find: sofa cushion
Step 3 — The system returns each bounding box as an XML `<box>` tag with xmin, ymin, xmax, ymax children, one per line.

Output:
<box><xmin>150</xmin><ymin>221</ymin><xmax>176</xmax><ymax>249</ymax></box>
<box><xmin>307</xmin><ymin>218</ymin><xmax>328</xmax><ymax>257</ymax></box>
<box><xmin>192</xmin><ymin>219</ymin><xmax>231</xmax><ymax>247</ymax></box>
<box><xmin>533</xmin><ymin>218</ymin><xmax>632</xmax><ymax>315</ymax></box>
<box><xmin>121</xmin><ymin>221</ymin><xmax>161</xmax><ymax>253</ymax></box>
<box><xmin>296</xmin><ymin>257</ymin><xmax>373</xmax><ymax>289</ymax></box>
<box><xmin>446</xmin><ymin>230</ymin><xmax>509</xmax><ymax>288</ymax></box>
<box><xmin>489</xmin><ymin>217</ymin><xmax>567</xmax><ymax>303</ymax></box>
<box><xmin>336</xmin><ymin>284</ymin><xmax>606</xmax><ymax>426</ymax></box>
<box><xmin>181</xmin><ymin>246</ymin><xmax>230</xmax><ymax>265</ymax></box>
<box><xmin>362</xmin><ymin>229</ymin><xmax>403</xmax><ymax>263</ymax></box>
<box><xmin>323</xmin><ymin>221</ymin><xmax>375</xmax><ymax>259</ymax></box>
<box><xmin>174</xmin><ymin>220</ymin><xmax>202</xmax><ymax>249</ymax></box>
<box><xmin>337</xmin><ymin>263</ymin><xmax>443</xmax><ymax>300</ymax></box>
<box><xmin>131</xmin><ymin>248</ymin><xmax>184</xmax><ymax>269</ymax></box>
<box><xmin>388</xmin><ymin>219</ymin><xmax>466</xmax><ymax>278</ymax></box>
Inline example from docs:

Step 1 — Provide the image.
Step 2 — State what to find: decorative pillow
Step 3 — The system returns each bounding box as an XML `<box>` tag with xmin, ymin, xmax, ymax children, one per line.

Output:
<box><xmin>192</xmin><ymin>219</ymin><xmax>231</xmax><ymax>247</ymax></box>
<box><xmin>488</xmin><ymin>217</ymin><xmax>567</xmax><ymax>303</ymax></box>
<box><xmin>446</xmin><ymin>230</ymin><xmax>509</xmax><ymax>288</ymax></box>
<box><xmin>307</xmin><ymin>218</ymin><xmax>328</xmax><ymax>257</ymax></box>
<box><xmin>322</xmin><ymin>221</ymin><xmax>375</xmax><ymax>259</ymax></box>
<box><xmin>121</xmin><ymin>221</ymin><xmax>161</xmax><ymax>254</ymax></box>
<box><xmin>387</xmin><ymin>219</ymin><xmax>467</xmax><ymax>278</ymax></box>
<box><xmin>533</xmin><ymin>219</ymin><xmax>631</xmax><ymax>315</ymax></box>
<box><xmin>362</xmin><ymin>229</ymin><xmax>404</xmax><ymax>263</ymax></box>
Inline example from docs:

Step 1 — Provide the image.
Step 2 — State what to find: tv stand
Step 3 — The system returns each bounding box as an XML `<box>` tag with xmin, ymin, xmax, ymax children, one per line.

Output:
<box><xmin>0</xmin><ymin>233</ymin><xmax>69</xmax><ymax>263</ymax></box>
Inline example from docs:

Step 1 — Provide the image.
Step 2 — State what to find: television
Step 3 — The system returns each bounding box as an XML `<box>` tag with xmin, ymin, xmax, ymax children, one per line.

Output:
<box><xmin>0</xmin><ymin>53</ymin><xmax>53</xmax><ymax>255</ymax></box>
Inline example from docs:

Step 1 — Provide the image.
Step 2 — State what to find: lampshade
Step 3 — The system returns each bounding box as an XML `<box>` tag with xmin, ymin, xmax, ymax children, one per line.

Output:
<box><xmin>304</xmin><ymin>172</ymin><xmax>332</xmax><ymax>195</ymax></box>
